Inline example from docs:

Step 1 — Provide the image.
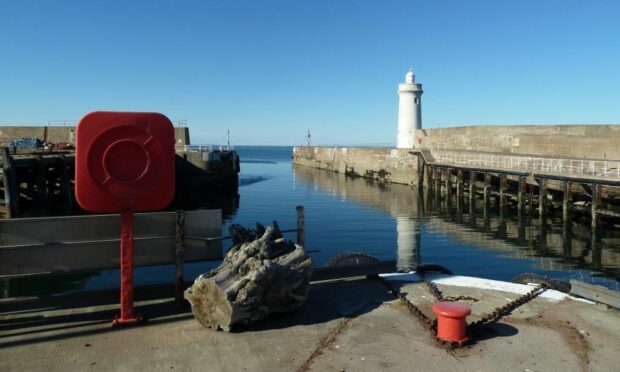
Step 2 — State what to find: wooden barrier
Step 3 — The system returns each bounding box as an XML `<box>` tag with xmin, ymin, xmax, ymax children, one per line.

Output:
<box><xmin>0</xmin><ymin>209</ymin><xmax>222</xmax><ymax>278</ymax></box>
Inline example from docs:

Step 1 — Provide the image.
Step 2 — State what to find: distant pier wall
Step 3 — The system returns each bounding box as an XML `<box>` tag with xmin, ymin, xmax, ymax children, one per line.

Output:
<box><xmin>292</xmin><ymin>147</ymin><xmax>419</xmax><ymax>185</ymax></box>
<box><xmin>0</xmin><ymin>126</ymin><xmax>191</xmax><ymax>146</ymax></box>
<box><xmin>417</xmin><ymin>125</ymin><xmax>620</xmax><ymax>159</ymax></box>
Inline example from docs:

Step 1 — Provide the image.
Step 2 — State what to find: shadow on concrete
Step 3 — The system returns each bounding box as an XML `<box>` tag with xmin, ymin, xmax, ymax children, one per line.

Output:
<box><xmin>0</xmin><ymin>299</ymin><xmax>194</xmax><ymax>348</ymax></box>
<box><xmin>234</xmin><ymin>278</ymin><xmax>393</xmax><ymax>333</ymax></box>
<box><xmin>1</xmin><ymin>278</ymin><xmax>393</xmax><ymax>347</ymax></box>
<box><xmin>470</xmin><ymin>323</ymin><xmax>519</xmax><ymax>341</ymax></box>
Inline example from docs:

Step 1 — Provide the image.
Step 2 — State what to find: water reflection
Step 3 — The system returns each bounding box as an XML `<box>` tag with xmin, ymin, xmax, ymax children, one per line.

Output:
<box><xmin>293</xmin><ymin>165</ymin><xmax>620</xmax><ymax>288</ymax></box>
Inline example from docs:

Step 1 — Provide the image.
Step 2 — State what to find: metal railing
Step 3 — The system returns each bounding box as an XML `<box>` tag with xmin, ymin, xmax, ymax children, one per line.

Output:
<box><xmin>176</xmin><ymin>145</ymin><xmax>236</xmax><ymax>153</ymax></box>
<box><xmin>433</xmin><ymin>150</ymin><xmax>620</xmax><ymax>179</ymax></box>
<box><xmin>47</xmin><ymin>120</ymin><xmax>76</xmax><ymax>127</ymax></box>
<box><xmin>176</xmin><ymin>144</ymin><xmax>212</xmax><ymax>152</ymax></box>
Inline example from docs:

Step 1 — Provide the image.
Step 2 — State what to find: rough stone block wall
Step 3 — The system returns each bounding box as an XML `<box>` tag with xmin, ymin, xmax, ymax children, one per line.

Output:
<box><xmin>416</xmin><ymin>125</ymin><xmax>620</xmax><ymax>160</ymax></box>
<box><xmin>292</xmin><ymin>146</ymin><xmax>419</xmax><ymax>186</ymax></box>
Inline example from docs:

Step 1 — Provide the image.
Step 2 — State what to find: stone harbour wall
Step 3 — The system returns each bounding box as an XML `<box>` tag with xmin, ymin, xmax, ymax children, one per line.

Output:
<box><xmin>416</xmin><ymin>124</ymin><xmax>620</xmax><ymax>160</ymax></box>
<box><xmin>292</xmin><ymin>146</ymin><xmax>419</xmax><ymax>186</ymax></box>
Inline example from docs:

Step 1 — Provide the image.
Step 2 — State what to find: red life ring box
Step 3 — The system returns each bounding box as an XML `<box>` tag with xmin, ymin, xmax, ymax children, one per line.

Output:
<box><xmin>75</xmin><ymin>111</ymin><xmax>175</xmax><ymax>213</ymax></box>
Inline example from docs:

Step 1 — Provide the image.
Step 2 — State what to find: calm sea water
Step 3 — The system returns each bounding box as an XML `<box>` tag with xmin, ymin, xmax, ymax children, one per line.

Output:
<box><xmin>4</xmin><ymin>146</ymin><xmax>620</xmax><ymax>297</ymax></box>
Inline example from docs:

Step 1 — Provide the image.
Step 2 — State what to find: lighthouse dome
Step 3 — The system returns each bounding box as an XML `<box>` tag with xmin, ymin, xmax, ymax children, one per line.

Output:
<box><xmin>405</xmin><ymin>69</ymin><xmax>415</xmax><ymax>84</ymax></box>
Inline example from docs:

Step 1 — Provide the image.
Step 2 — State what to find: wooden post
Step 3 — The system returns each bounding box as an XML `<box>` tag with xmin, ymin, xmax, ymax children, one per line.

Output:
<box><xmin>175</xmin><ymin>210</ymin><xmax>186</xmax><ymax>304</ymax></box>
<box><xmin>34</xmin><ymin>155</ymin><xmax>49</xmax><ymax>205</ymax></box>
<box><xmin>434</xmin><ymin>167</ymin><xmax>441</xmax><ymax>192</ymax></box>
<box><xmin>456</xmin><ymin>169</ymin><xmax>464</xmax><ymax>199</ymax></box>
<box><xmin>483</xmin><ymin>172</ymin><xmax>491</xmax><ymax>206</ymax></box>
<box><xmin>529</xmin><ymin>184</ymin><xmax>535</xmax><ymax>216</ymax></box>
<box><xmin>424</xmin><ymin>184</ymin><xmax>432</xmax><ymax>213</ymax></box>
<box><xmin>517</xmin><ymin>213</ymin><xmax>526</xmax><ymax>245</ymax></box>
<box><xmin>456</xmin><ymin>169</ymin><xmax>464</xmax><ymax>212</ymax></box>
<box><xmin>563</xmin><ymin>180</ymin><xmax>572</xmax><ymax>222</ymax></box>
<box><xmin>425</xmin><ymin>164</ymin><xmax>433</xmax><ymax>189</ymax></box>
<box><xmin>498</xmin><ymin>218</ymin><xmax>507</xmax><ymax>239</ymax></box>
<box><xmin>591</xmin><ymin>226</ymin><xmax>601</xmax><ymax>270</ymax></box>
<box><xmin>1</xmin><ymin>147</ymin><xmax>18</xmax><ymax>218</ymax></box>
<box><xmin>417</xmin><ymin>155</ymin><xmax>425</xmax><ymax>191</ymax></box>
<box><xmin>518</xmin><ymin>176</ymin><xmax>527</xmax><ymax>217</ymax></box>
<box><xmin>591</xmin><ymin>184</ymin><xmax>601</xmax><ymax>230</ymax></box>
<box><xmin>444</xmin><ymin>168</ymin><xmax>451</xmax><ymax>196</ymax></box>
<box><xmin>57</xmin><ymin>155</ymin><xmax>73</xmax><ymax>214</ymax></box>
<box><xmin>296</xmin><ymin>205</ymin><xmax>305</xmax><ymax>247</ymax></box>
<box><xmin>538</xmin><ymin>178</ymin><xmax>547</xmax><ymax>217</ymax></box>
<box><xmin>499</xmin><ymin>173</ymin><xmax>507</xmax><ymax>207</ymax></box>
<box><xmin>562</xmin><ymin>218</ymin><xmax>572</xmax><ymax>259</ymax></box>
<box><xmin>469</xmin><ymin>171</ymin><xmax>477</xmax><ymax>206</ymax></box>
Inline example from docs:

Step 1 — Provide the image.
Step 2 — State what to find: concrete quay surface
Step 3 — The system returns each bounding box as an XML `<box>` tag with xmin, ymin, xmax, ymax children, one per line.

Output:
<box><xmin>1</xmin><ymin>277</ymin><xmax>619</xmax><ymax>372</ymax></box>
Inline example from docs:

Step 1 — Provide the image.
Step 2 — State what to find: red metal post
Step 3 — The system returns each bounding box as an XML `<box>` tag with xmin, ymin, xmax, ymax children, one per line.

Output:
<box><xmin>113</xmin><ymin>208</ymin><xmax>141</xmax><ymax>325</ymax></box>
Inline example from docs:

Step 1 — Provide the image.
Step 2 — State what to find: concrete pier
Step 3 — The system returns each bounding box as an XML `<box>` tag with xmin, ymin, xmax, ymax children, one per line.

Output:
<box><xmin>2</xmin><ymin>275</ymin><xmax>619</xmax><ymax>372</ymax></box>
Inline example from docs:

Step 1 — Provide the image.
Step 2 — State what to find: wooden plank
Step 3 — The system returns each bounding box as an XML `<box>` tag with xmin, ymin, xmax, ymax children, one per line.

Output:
<box><xmin>570</xmin><ymin>280</ymin><xmax>620</xmax><ymax>309</ymax></box>
<box><xmin>0</xmin><ymin>209</ymin><xmax>222</xmax><ymax>278</ymax></box>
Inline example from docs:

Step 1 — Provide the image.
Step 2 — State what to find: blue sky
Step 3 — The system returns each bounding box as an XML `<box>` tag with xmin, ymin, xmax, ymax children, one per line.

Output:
<box><xmin>1</xmin><ymin>1</ymin><xmax>619</xmax><ymax>145</ymax></box>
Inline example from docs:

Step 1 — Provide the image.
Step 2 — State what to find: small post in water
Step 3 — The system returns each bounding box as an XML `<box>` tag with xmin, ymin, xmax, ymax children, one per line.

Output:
<box><xmin>296</xmin><ymin>205</ymin><xmax>305</xmax><ymax>247</ymax></box>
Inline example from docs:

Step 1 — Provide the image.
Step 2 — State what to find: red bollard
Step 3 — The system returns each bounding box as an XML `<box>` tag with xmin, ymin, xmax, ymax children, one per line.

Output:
<box><xmin>432</xmin><ymin>301</ymin><xmax>471</xmax><ymax>344</ymax></box>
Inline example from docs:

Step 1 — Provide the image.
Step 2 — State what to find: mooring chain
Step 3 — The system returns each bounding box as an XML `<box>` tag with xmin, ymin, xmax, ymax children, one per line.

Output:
<box><xmin>376</xmin><ymin>275</ymin><xmax>436</xmax><ymax>331</ymax></box>
<box><xmin>375</xmin><ymin>267</ymin><xmax>549</xmax><ymax>349</ymax></box>
<box><xmin>468</xmin><ymin>282</ymin><xmax>547</xmax><ymax>328</ymax></box>
<box><xmin>416</xmin><ymin>268</ymin><xmax>479</xmax><ymax>303</ymax></box>
<box><xmin>375</xmin><ymin>275</ymin><xmax>463</xmax><ymax>351</ymax></box>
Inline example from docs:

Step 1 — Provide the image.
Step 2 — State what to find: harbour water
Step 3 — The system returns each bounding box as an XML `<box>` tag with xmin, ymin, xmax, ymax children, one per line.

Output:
<box><xmin>3</xmin><ymin>146</ymin><xmax>620</xmax><ymax>297</ymax></box>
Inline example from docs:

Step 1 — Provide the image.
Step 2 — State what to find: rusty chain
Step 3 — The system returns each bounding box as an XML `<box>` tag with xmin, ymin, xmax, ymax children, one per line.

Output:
<box><xmin>468</xmin><ymin>282</ymin><xmax>547</xmax><ymax>328</ymax></box>
<box><xmin>375</xmin><ymin>265</ymin><xmax>548</xmax><ymax>349</ymax></box>
<box><xmin>416</xmin><ymin>267</ymin><xmax>479</xmax><ymax>303</ymax></box>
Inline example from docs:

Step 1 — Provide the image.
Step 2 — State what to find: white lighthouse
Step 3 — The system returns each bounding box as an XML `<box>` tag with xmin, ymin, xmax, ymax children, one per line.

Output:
<box><xmin>396</xmin><ymin>69</ymin><xmax>423</xmax><ymax>148</ymax></box>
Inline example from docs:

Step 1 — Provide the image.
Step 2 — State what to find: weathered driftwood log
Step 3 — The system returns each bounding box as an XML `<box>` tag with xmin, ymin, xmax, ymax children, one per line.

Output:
<box><xmin>184</xmin><ymin>224</ymin><xmax>312</xmax><ymax>331</ymax></box>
